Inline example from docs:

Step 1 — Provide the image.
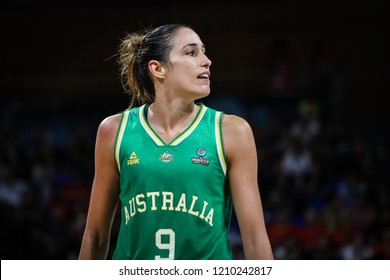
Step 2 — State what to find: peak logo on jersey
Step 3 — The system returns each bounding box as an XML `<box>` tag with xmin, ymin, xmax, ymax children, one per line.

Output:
<box><xmin>127</xmin><ymin>152</ymin><xmax>140</xmax><ymax>165</ymax></box>
<box><xmin>159</xmin><ymin>151</ymin><xmax>174</xmax><ymax>163</ymax></box>
<box><xmin>192</xmin><ymin>147</ymin><xmax>210</xmax><ymax>166</ymax></box>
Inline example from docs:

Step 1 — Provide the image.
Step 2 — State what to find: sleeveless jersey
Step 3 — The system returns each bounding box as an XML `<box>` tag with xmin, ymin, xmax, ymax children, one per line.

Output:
<box><xmin>112</xmin><ymin>103</ymin><xmax>233</xmax><ymax>260</ymax></box>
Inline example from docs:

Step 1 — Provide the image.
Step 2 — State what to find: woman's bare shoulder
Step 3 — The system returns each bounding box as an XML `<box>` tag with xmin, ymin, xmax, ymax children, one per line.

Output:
<box><xmin>221</xmin><ymin>113</ymin><xmax>256</xmax><ymax>157</ymax></box>
<box><xmin>222</xmin><ymin>114</ymin><xmax>252</xmax><ymax>135</ymax></box>
<box><xmin>97</xmin><ymin>113</ymin><xmax>123</xmax><ymax>139</ymax></box>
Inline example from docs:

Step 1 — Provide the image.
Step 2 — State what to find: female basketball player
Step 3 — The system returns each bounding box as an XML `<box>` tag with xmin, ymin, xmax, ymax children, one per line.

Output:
<box><xmin>79</xmin><ymin>24</ymin><xmax>274</xmax><ymax>260</ymax></box>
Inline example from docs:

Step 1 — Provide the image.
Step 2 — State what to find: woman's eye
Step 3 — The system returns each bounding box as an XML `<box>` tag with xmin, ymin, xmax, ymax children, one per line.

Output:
<box><xmin>187</xmin><ymin>51</ymin><xmax>196</xmax><ymax>56</ymax></box>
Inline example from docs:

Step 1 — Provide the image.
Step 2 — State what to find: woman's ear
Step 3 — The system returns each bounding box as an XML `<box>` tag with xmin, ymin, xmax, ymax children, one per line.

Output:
<box><xmin>148</xmin><ymin>60</ymin><xmax>166</xmax><ymax>79</ymax></box>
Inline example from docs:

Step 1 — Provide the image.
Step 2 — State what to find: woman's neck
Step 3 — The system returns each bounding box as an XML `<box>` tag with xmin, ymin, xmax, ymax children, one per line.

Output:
<box><xmin>146</xmin><ymin>99</ymin><xmax>199</xmax><ymax>143</ymax></box>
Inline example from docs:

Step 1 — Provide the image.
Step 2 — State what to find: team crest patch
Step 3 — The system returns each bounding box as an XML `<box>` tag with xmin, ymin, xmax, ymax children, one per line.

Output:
<box><xmin>159</xmin><ymin>151</ymin><xmax>174</xmax><ymax>163</ymax></box>
<box><xmin>192</xmin><ymin>148</ymin><xmax>210</xmax><ymax>166</ymax></box>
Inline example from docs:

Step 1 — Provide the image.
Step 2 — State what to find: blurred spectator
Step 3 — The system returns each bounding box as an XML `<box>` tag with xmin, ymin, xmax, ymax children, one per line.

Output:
<box><xmin>0</xmin><ymin>169</ymin><xmax>28</xmax><ymax>209</ymax></box>
<box><xmin>289</xmin><ymin>100</ymin><xmax>321</xmax><ymax>146</ymax></box>
<box><xmin>280</xmin><ymin>137</ymin><xmax>313</xmax><ymax>178</ymax></box>
<box><xmin>339</xmin><ymin>235</ymin><xmax>373</xmax><ymax>260</ymax></box>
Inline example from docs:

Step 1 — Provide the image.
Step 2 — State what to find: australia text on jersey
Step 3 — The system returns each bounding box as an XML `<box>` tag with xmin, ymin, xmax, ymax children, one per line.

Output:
<box><xmin>123</xmin><ymin>191</ymin><xmax>214</xmax><ymax>227</ymax></box>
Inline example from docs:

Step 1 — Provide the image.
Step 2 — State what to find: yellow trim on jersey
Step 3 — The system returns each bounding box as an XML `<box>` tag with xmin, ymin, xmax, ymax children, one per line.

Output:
<box><xmin>139</xmin><ymin>104</ymin><xmax>165</xmax><ymax>146</ymax></box>
<box><xmin>170</xmin><ymin>104</ymin><xmax>207</xmax><ymax>146</ymax></box>
<box><xmin>115</xmin><ymin>110</ymin><xmax>130</xmax><ymax>173</ymax></box>
<box><xmin>139</xmin><ymin>104</ymin><xmax>207</xmax><ymax>146</ymax></box>
<box><xmin>215</xmin><ymin>112</ymin><xmax>227</xmax><ymax>175</ymax></box>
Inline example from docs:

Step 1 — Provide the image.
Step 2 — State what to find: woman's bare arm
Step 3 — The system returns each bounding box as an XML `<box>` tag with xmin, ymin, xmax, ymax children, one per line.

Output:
<box><xmin>223</xmin><ymin>114</ymin><xmax>274</xmax><ymax>260</ymax></box>
<box><xmin>79</xmin><ymin>114</ymin><xmax>121</xmax><ymax>259</ymax></box>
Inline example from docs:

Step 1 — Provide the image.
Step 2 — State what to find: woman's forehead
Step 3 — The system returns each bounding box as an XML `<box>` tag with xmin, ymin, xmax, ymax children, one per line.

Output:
<box><xmin>172</xmin><ymin>28</ymin><xmax>204</xmax><ymax>50</ymax></box>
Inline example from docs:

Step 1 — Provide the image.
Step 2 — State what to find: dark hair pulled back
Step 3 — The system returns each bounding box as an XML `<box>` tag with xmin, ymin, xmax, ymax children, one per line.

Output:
<box><xmin>118</xmin><ymin>23</ymin><xmax>190</xmax><ymax>108</ymax></box>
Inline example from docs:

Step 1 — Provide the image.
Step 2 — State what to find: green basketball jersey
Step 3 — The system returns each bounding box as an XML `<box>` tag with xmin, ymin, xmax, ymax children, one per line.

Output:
<box><xmin>112</xmin><ymin>103</ymin><xmax>233</xmax><ymax>260</ymax></box>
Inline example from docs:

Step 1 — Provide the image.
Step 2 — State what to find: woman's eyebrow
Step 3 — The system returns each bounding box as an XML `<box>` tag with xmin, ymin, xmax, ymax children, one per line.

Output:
<box><xmin>181</xmin><ymin>43</ymin><xmax>206</xmax><ymax>51</ymax></box>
